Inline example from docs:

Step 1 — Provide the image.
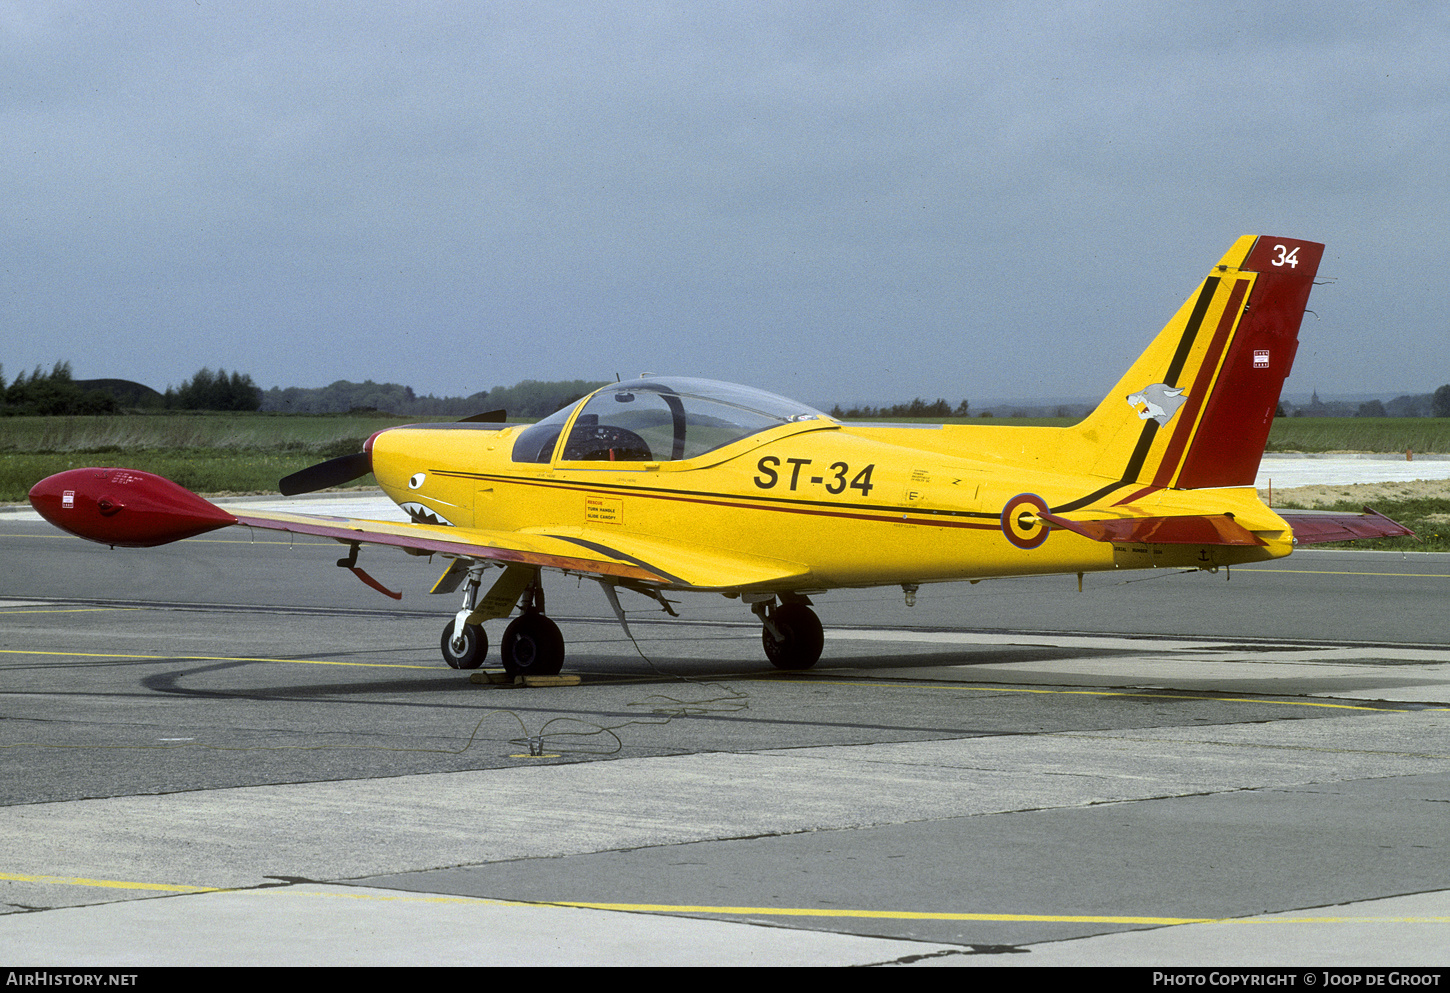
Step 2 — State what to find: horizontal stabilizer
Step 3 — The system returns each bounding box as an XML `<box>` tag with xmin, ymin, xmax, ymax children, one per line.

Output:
<box><xmin>1039</xmin><ymin>511</ymin><xmax>1265</xmax><ymax>546</ymax></box>
<box><xmin>1280</xmin><ymin>507</ymin><xmax>1416</xmax><ymax>544</ymax></box>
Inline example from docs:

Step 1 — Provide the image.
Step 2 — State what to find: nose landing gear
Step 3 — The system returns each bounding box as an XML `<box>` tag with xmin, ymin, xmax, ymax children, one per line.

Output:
<box><xmin>440</xmin><ymin>620</ymin><xmax>487</xmax><ymax>670</ymax></box>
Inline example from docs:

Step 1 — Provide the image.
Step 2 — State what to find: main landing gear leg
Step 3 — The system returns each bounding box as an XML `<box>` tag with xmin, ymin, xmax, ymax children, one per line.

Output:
<box><xmin>499</xmin><ymin>570</ymin><xmax>565</xmax><ymax>677</ymax></box>
<box><xmin>750</xmin><ymin>594</ymin><xmax>824</xmax><ymax>671</ymax></box>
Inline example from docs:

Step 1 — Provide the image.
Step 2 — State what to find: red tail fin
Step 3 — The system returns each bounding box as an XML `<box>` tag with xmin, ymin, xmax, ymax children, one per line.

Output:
<box><xmin>1172</xmin><ymin>237</ymin><xmax>1323</xmax><ymax>488</ymax></box>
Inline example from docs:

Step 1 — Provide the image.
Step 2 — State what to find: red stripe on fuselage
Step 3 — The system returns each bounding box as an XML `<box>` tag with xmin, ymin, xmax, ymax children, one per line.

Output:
<box><xmin>458</xmin><ymin>474</ymin><xmax>1004</xmax><ymax>532</ymax></box>
<box><xmin>1112</xmin><ymin>484</ymin><xmax>1163</xmax><ymax>507</ymax></box>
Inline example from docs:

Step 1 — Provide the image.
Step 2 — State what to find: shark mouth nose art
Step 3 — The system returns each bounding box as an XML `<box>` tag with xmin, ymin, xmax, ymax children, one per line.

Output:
<box><xmin>400</xmin><ymin>502</ymin><xmax>455</xmax><ymax>527</ymax></box>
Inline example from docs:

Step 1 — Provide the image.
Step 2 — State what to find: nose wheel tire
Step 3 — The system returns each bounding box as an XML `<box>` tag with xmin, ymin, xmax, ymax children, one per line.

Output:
<box><xmin>441</xmin><ymin>620</ymin><xmax>487</xmax><ymax>669</ymax></box>
<box><xmin>762</xmin><ymin>603</ymin><xmax>823</xmax><ymax>670</ymax></box>
<box><xmin>501</xmin><ymin>611</ymin><xmax>566</xmax><ymax>676</ymax></box>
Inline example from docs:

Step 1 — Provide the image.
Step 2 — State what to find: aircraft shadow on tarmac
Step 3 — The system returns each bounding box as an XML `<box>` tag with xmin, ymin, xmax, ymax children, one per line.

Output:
<box><xmin>121</xmin><ymin>641</ymin><xmax>1427</xmax><ymax>711</ymax></box>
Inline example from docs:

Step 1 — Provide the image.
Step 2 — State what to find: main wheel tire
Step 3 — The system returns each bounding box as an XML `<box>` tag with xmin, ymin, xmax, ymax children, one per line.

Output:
<box><xmin>762</xmin><ymin>603</ymin><xmax>824</xmax><ymax>670</ymax></box>
<box><xmin>440</xmin><ymin>620</ymin><xmax>487</xmax><ymax>669</ymax></box>
<box><xmin>500</xmin><ymin>612</ymin><xmax>566</xmax><ymax>676</ymax></box>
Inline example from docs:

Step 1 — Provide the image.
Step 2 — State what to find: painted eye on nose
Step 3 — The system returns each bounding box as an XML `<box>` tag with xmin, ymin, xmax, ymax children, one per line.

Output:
<box><xmin>409</xmin><ymin>473</ymin><xmax>426</xmax><ymax>489</ymax></box>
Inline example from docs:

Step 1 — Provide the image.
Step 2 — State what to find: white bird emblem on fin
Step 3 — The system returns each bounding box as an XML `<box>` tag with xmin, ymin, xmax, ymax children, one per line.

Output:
<box><xmin>1126</xmin><ymin>384</ymin><xmax>1187</xmax><ymax>426</ymax></box>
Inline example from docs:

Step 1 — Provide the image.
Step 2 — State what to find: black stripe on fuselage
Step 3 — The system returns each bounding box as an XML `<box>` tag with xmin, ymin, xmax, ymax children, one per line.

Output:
<box><xmin>435</xmin><ymin>470</ymin><xmax>1003</xmax><ymax>523</ymax></box>
<box><xmin>1050</xmin><ymin>480</ymin><xmax>1131</xmax><ymax>514</ymax></box>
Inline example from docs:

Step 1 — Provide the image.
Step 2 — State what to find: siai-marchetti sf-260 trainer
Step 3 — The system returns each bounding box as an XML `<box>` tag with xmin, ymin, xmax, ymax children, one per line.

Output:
<box><xmin>31</xmin><ymin>236</ymin><xmax>1412</xmax><ymax>676</ymax></box>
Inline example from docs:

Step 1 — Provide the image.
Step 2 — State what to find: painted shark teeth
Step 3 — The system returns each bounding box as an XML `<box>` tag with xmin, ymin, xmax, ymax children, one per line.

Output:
<box><xmin>400</xmin><ymin>502</ymin><xmax>454</xmax><ymax>527</ymax></box>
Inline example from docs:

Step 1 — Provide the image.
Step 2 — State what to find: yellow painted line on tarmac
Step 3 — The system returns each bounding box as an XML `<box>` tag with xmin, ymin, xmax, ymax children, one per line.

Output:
<box><xmin>7</xmin><ymin>873</ymin><xmax>1450</xmax><ymax>924</ymax></box>
<box><xmin>795</xmin><ymin>677</ymin><xmax>1414</xmax><ymax>713</ymax></box>
<box><xmin>544</xmin><ymin>900</ymin><xmax>1450</xmax><ymax>924</ymax></box>
<box><xmin>0</xmin><ymin>871</ymin><xmax>219</xmax><ymax>894</ymax></box>
<box><xmin>0</xmin><ymin>532</ymin><xmax>333</xmax><ymax>546</ymax></box>
<box><xmin>1239</xmin><ymin>568</ymin><xmax>1450</xmax><ymax>578</ymax></box>
<box><xmin>0</xmin><ymin>530</ymin><xmax>336</xmax><ymax>545</ymax></box>
<box><xmin>185</xmin><ymin>537</ymin><xmax>338</xmax><ymax>545</ymax></box>
<box><xmin>0</xmin><ymin>607</ymin><xmax>134</xmax><ymax>614</ymax></box>
<box><xmin>0</xmin><ymin>648</ymin><xmax>435</xmax><ymax>670</ymax></box>
<box><xmin>542</xmin><ymin>899</ymin><xmax>1210</xmax><ymax>925</ymax></box>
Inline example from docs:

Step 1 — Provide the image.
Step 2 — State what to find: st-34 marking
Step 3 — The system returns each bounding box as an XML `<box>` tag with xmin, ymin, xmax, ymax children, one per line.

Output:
<box><xmin>754</xmin><ymin>457</ymin><xmax>876</xmax><ymax>496</ymax></box>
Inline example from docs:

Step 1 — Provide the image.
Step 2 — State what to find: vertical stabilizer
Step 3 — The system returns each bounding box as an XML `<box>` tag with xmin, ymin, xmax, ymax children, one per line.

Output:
<box><xmin>1072</xmin><ymin>236</ymin><xmax>1323</xmax><ymax>495</ymax></box>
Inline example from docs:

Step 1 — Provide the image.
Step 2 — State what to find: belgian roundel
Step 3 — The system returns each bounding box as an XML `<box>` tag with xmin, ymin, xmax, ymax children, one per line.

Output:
<box><xmin>1001</xmin><ymin>493</ymin><xmax>1050</xmax><ymax>550</ymax></box>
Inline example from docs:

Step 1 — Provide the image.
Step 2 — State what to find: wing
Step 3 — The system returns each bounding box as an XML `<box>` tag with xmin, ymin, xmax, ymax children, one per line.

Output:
<box><xmin>1276</xmin><ymin>507</ymin><xmax>1417</xmax><ymax>545</ymax></box>
<box><xmin>231</xmin><ymin>507</ymin><xmax>811</xmax><ymax>590</ymax></box>
<box><xmin>27</xmin><ymin>467</ymin><xmax>806</xmax><ymax>592</ymax></box>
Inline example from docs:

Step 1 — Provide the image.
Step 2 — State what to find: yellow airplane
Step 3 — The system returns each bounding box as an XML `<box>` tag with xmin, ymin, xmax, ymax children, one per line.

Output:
<box><xmin>29</xmin><ymin>235</ymin><xmax>1410</xmax><ymax>675</ymax></box>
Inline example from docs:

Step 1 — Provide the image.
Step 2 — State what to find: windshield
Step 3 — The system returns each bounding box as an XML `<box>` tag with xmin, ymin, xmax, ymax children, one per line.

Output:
<box><xmin>511</xmin><ymin>377</ymin><xmax>828</xmax><ymax>464</ymax></box>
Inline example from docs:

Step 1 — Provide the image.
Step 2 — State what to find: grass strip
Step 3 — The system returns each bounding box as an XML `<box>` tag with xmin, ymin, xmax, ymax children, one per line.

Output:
<box><xmin>0</xmin><ymin>450</ymin><xmax>375</xmax><ymax>502</ymax></box>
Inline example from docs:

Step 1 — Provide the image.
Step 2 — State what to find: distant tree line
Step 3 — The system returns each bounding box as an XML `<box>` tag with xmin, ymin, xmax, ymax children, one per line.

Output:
<box><xmin>165</xmin><ymin>368</ymin><xmax>262</xmax><ymax>411</ymax></box>
<box><xmin>1289</xmin><ymin>388</ymin><xmax>1450</xmax><ymax>419</ymax></box>
<box><xmin>828</xmin><ymin>386</ymin><xmax>1450</xmax><ymax>421</ymax></box>
<box><xmin>477</xmin><ymin>380</ymin><xmax>611</xmax><ymax>418</ymax></box>
<box><xmin>262</xmin><ymin>380</ymin><xmax>433</xmax><ymax>414</ymax></box>
<box><xmin>1</xmin><ymin>363</ymin><xmax>261</xmax><ymax>414</ymax></box>
<box><xmin>1</xmin><ymin>362</ymin><xmax>119</xmax><ymax>416</ymax></box>
<box><xmin>2</xmin><ymin>361</ymin><xmax>609</xmax><ymax>419</ymax></box>
<box><xmin>830</xmin><ymin>398</ymin><xmax>970</xmax><ymax>419</ymax></box>
<box><xmin>260</xmin><ymin>378</ymin><xmax>608</xmax><ymax>418</ymax></box>
<box><xmin>13</xmin><ymin>359</ymin><xmax>1450</xmax><ymax>423</ymax></box>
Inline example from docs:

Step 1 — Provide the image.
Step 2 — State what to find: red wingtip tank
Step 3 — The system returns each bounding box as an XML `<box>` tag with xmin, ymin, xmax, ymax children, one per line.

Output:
<box><xmin>28</xmin><ymin>468</ymin><xmax>238</xmax><ymax>548</ymax></box>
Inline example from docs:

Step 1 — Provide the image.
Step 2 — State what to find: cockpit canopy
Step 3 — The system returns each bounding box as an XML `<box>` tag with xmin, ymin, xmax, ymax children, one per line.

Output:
<box><xmin>511</xmin><ymin>377</ymin><xmax>830</xmax><ymax>464</ymax></box>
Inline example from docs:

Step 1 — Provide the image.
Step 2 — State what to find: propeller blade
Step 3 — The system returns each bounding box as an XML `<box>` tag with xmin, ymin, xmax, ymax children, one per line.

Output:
<box><xmin>458</xmin><ymin>408</ymin><xmax>507</xmax><ymax>423</ymax></box>
<box><xmin>278</xmin><ymin>451</ymin><xmax>372</xmax><ymax>496</ymax></box>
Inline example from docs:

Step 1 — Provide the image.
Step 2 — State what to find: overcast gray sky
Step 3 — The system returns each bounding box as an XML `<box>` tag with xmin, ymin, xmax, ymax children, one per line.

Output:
<box><xmin>4</xmin><ymin>1</ymin><xmax>1447</xmax><ymax>407</ymax></box>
